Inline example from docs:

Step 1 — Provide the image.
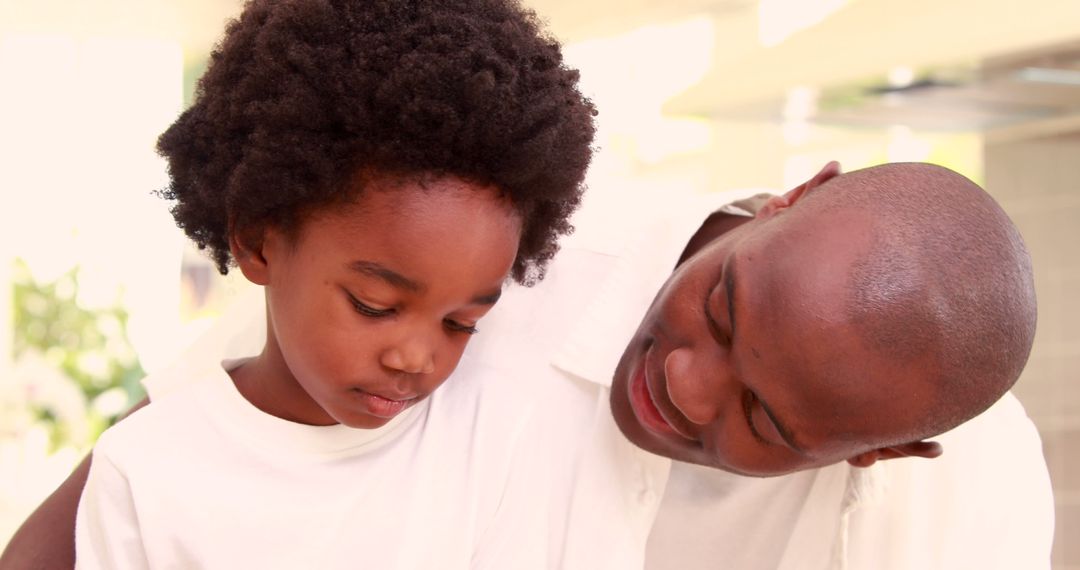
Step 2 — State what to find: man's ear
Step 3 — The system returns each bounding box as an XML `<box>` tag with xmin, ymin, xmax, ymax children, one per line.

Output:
<box><xmin>756</xmin><ymin>161</ymin><xmax>842</xmax><ymax>219</ymax></box>
<box><xmin>846</xmin><ymin>440</ymin><xmax>944</xmax><ymax>468</ymax></box>
<box><xmin>229</xmin><ymin>223</ymin><xmax>271</xmax><ymax>286</ymax></box>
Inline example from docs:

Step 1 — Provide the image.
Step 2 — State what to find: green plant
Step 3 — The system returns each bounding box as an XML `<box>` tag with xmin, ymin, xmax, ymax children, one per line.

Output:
<box><xmin>12</xmin><ymin>259</ymin><xmax>145</xmax><ymax>450</ymax></box>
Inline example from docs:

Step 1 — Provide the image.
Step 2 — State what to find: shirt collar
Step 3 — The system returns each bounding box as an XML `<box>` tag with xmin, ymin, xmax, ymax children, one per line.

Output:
<box><xmin>202</xmin><ymin>357</ymin><xmax>426</xmax><ymax>458</ymax></box>
<box><xmin>550</xmin><ymin>189</ymin><xmax>773</xmax><ymax>388</ymax></box>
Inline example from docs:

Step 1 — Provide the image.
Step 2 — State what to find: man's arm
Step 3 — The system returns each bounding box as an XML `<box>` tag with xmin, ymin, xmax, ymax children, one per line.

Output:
<box><xmin>0</xmin><ymin>396</ymin><xmax>149</xmax><ymax>570</ymax></box>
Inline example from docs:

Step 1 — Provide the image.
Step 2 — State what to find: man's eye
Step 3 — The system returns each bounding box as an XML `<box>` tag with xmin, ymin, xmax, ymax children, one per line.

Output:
<box><xmin>743</xmin><ymin>391</ymin><xmax>789</xmax><ymax>448</ymax></box>
<box><xmin>444</xmin><ymin>319</ymin><xmax>479</xmax><ymax>335</ymax></box>
<box><xmin>742</xmin><ymin>391</ymin><xmax>769</xmax><ymax>444</ymax></box>
<box><xmin>704</xmin><ymin>293</ymin><xmax>730</xmax><ymax>345</ymax></box>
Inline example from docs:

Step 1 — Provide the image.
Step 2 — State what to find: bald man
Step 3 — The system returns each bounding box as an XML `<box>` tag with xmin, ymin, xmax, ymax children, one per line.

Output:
<box><xmin>2</xmin><ymin>162</ymin><xmax>1052</xmax><ymax>570</ymax></box>
<box><xmin>613</xmin><ymin>161</ymin><xmax>1034</xmax><ymax>474</ymax></box>
<box><xmin>513</xmin><ymin>161</ymin><xmax>1051</xmax><ymax>569</ymax></box>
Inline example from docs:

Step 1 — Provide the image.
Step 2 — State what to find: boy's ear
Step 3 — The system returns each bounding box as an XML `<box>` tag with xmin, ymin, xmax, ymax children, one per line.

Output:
<box><xmin>756</xmin><ymin>161</ymin><xmax>842</xmax><ymax>219</ymax></box>
<box><xmin>229</xmin><ymin>223</ymin><xmax>271</xmax><ymax>286</ymax></box>
<box><xmin>846</xmin><ymin>440</ymin><xmax>944</xmax><ymax>469</ymax></box>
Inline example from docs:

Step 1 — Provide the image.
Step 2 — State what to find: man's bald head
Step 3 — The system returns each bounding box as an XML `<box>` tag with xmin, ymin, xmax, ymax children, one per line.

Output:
<box><xmin>790</xmin><ymin>163</ymin><xmax>1036</xmax><ymax>444</ymax></box>
<box><xmin>611</xmin><ymin>161</ymin><xmax>1037</xmax><ymax>475</ymax></box>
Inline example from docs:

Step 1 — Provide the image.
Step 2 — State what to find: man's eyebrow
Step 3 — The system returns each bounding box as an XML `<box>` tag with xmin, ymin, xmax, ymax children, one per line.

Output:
<box><xmin>347</xmin><ymin>261</ymin><xmax>424</xmax><ymax>293</ymax></box>
<box><xmin>727</xmin><ymin>254</ymin><xmax>807</xmax><ymax>455</ymax></box>
<box><xmin>757</xmin><ymin>397</ymin><xmax>807</xmax><ymax>455</ymax></box>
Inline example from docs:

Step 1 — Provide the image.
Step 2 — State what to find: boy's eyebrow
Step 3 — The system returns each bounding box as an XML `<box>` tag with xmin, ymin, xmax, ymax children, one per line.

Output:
<box><xmin>348</xmin><ymin>260</ymin><xmax>503</xmax><ymax>305</ymax></box>
<box><xmin>473</xmin><ymin>290</ymin><xmax>503</xmax><ymax>306</ymax></box>
<box><xmin>348</xmin><ymin>260</ymin><xmax>424</xmax><ymax>293</ymax></box>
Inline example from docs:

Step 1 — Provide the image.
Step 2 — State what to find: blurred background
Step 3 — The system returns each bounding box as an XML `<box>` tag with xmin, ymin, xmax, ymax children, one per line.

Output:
<box><xmin>1</xmin><ymin>0</ymin><xmax>1078</xmax><ymax>565</ymax></box>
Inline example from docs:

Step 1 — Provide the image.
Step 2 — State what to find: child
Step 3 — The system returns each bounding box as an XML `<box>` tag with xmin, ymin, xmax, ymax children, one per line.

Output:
<box><xmin>74</xmin><ymin>0</ymin><xmax>595</xmax><ymax>568</ymax></box>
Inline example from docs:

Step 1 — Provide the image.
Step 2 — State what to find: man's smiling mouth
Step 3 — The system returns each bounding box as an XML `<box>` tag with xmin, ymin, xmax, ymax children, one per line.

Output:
<box><xmin>628</xmin><ymin>346</ymin><xmax>697</xmax><ymax>442</ymax></box>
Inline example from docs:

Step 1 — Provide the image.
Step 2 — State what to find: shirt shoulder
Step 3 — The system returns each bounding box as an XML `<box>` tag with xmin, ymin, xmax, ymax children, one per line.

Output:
<box><xmin>141</xmin><ymin>289</ymin><xmax>265</xmax><ymax>401</ymax></box>
<box><xmin>93</xmin><ymin>376</ymin><xmax>218</xmax><ymax>488</ymax></box>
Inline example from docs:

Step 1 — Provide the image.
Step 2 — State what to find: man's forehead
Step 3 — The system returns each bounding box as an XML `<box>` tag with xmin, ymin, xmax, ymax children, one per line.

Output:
<box><xmin>737</xmin><ymin>225</ymin><xmax>930</xmax><ymax>453</ymax></box>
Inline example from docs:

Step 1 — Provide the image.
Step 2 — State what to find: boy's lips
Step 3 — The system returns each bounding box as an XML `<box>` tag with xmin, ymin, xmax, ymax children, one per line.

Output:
<box><xmin>348</xmin><ymin>388</ymin><xmax>417</xmax><ymax>419</ymax></box>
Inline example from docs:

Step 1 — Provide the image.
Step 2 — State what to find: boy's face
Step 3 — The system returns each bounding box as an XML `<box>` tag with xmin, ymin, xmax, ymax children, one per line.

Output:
<box><xmin>610</xmin><ymin>182</ymin><xmax>935</xmax><ymax>476</ymax></box>
<box><xmin>239</xmin><ymin>175</ymin><xmax>521</xmax><ymax>428</ymax></box>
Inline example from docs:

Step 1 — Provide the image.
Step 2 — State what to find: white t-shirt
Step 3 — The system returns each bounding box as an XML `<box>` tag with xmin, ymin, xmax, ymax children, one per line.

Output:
<box><xmin>75</xmin><ymin>351</ymin><xmax>548</xmax><ymax>569</ymax></box>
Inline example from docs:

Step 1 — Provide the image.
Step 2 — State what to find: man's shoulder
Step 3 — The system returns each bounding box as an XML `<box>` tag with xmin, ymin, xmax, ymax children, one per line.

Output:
<box><xmin>854</xmin><ymin>391</ymin><xmax>1047</xmax><ymax>500</ymax></box>
<box><xmin>840</xmin><ymin>392</ymin><xmax>1053</xmax><ymax>568</ymax></box>
<box><xmin>934</xmin><ymin>391</ymin><xmax>1042</xmax><ymax>455</ymax></box>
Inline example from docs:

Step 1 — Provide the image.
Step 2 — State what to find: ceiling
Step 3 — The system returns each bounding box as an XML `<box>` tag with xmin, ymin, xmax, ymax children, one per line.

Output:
<box><xmin>0</xmin><ymin>0</ymin><xmax>747</xmax><ymax>55</ymax></box>
<box><xmin>528</xmin><ymin>0</ymin><xmax>754</xmax><ymax>43</ymax></box>
<box><xmin>5</xmin><ymin>0</ymin><xmax>1078</xmax><ymax>131</ymax></box>
<box><xmin>661</xmin><ymin>0</ymin><xmax>1080</xmax><ymax>129</ymax></box>
<box><xmin>0</xmin><ymin>0</ymin><xmax>243</xmax><ymax>62</ymax></box>
<box><xmin>532</xmin><ymin>0</ymin><xmax>1080</xmax><ymax>132</ymax></box>
<box><xmin>703</xmin><ymin>40</ymin><xmax>1080</xmax><ymax>131</ymax></box>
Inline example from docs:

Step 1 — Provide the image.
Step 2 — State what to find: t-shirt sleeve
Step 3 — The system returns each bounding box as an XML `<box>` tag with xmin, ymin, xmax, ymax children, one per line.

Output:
<box><xmin>140</xmin><ymin>369</ymin><xmax>183</xmax><ymax>404</ymax></box>
<box><xmin>75</xmin><ymin>439</ymin><xmax>151</xmax><ymax>570</ymax></box>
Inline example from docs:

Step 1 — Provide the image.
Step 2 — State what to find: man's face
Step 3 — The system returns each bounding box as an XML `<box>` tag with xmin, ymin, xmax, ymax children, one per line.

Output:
<box><xmin>610</xmin><ymin>207</ymin><xmax>931</xmax><ymax>476</ymax></box>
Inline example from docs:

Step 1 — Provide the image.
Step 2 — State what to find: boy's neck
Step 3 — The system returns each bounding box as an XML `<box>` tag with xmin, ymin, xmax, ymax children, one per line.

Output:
<box><xmin>228</xmin><ymin>343</ymin><xmax>340</xmax><ymax>427</ymax></box>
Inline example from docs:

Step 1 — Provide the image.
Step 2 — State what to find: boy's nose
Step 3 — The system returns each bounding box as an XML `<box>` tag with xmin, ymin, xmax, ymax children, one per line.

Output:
<box><xmin>380</xmin><ymin>342</ymin><xmax>436</xmax><ymax>375</ymax></box>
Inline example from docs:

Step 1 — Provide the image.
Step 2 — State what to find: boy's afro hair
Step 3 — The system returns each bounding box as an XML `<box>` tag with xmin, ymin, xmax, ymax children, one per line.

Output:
<box><xmin>158</xmin><ymin>0</ymin><xmax>596</xmax><ymax>284</ymax></box>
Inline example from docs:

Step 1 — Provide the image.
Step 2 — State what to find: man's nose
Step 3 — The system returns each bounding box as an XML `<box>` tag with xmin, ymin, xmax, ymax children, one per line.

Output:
<box><xmin>664</xmin><ymin>346</ymin><xmax>730</xmax><ymax>426</ymax></box>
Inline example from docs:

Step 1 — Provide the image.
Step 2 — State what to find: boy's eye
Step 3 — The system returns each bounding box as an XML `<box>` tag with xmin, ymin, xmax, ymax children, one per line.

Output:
<box><xmin>346</xmin><ymin>292</ymin><xmax>393</xmax><ymax>318</ymax></box>
<box><xmin>444</xmin><ymin>319</ymin><xmax>479</xmax><ymax>335</ymax></box>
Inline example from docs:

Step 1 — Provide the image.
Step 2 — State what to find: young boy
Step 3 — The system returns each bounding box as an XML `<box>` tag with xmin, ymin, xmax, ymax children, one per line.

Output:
<box><xmin>73</xmin><ymin>0</ymin><xmax>595</xmax><ymax>568</ymax></box>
